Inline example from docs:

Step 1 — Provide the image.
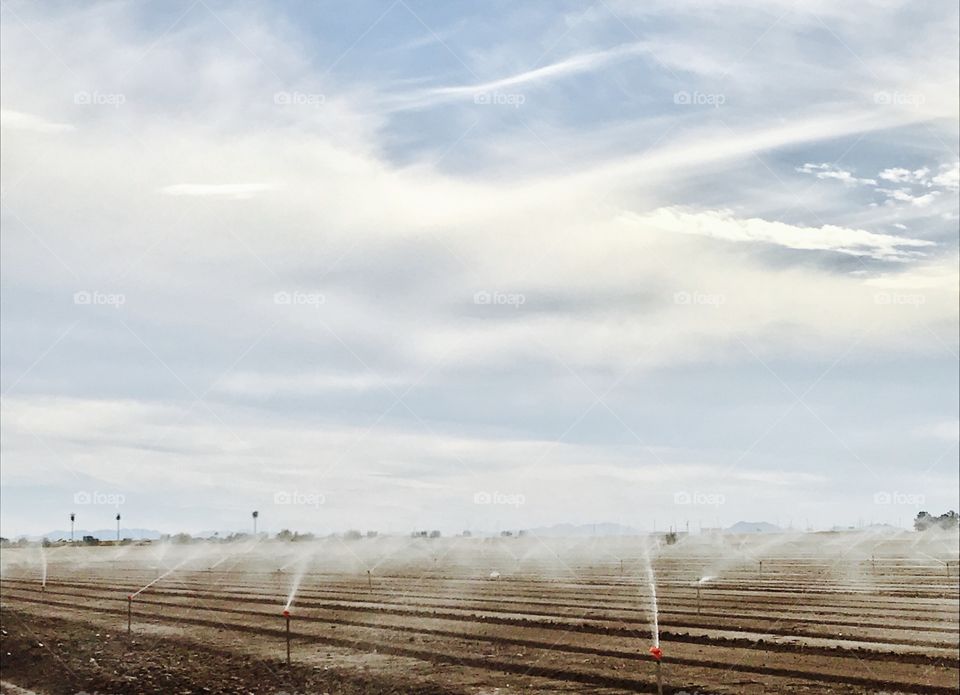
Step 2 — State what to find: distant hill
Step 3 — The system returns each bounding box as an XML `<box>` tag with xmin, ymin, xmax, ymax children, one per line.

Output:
<box><xmin>526</xmin><ymin>523</ymin><xmax>639</xmax><ymax>537</ymax></box>
<box><xmin>726</xmin><ymin>521</ymin><xmax>781</xmax><ymax>534</ymax></box>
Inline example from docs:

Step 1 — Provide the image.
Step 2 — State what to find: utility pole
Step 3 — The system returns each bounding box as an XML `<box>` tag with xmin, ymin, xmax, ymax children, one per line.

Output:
<box><xmin>252</xmin><ymin>510</ymin><xmax>259</xmax><ymax>536</ymax></box>
<box><xmin>116</xmin><ymin>513</ymin><xmax>121</xmax><ymax>542</ymax></box>
<box><xmin>70</xmin><ymin>513</ymin><xmax>75</xmax><ymax>542</ymax></box>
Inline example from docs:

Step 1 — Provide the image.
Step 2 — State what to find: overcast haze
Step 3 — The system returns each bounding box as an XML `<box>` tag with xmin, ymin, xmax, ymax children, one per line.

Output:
<box><xmin>1</xmin><ymin>0</ymin><xmax>958</xmax><ymax>537</ymax></box>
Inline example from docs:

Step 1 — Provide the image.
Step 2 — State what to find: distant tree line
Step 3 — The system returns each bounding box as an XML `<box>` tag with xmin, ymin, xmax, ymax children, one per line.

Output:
<box><xmin>914</xmin><ymin>511</ymin><xmax>959</xmax><ymax>531</ymax></box>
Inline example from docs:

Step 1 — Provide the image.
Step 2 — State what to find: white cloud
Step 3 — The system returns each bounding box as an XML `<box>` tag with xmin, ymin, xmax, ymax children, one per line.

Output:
<box><xmin>877</xmin><ymin>162</ymin><xmax>959</xmax><ymax>191</ymax></box>
<box><xmin>796</xmin><ymin>163</ymin><xmax>876</xmax><ymax>186</ymax></box>
<box><xmin>215</xmin><ymin>372</ymin><xmax>407</xmax><ymax>396</ymax></box>
<box><xmin>932</xmin><ymin>162</ymin><xmax>960</xmax><ymax>190</ymax></box>
<box><xmin>878</xmin><ymin>188</ymin><xmax>941</xmax><ymax>207</ymax></box>
<box><xmin>159</xmin><ymin>183</ymin><xmax>281</xmax><ymax>199</ymax></box>
<box><xmin>878</xmin><ymin>167</ymin><xmax>930</xmax><ymax>185</ymax></box>
<box><xmin>913</xmin><ymin>420</ymin><xmax>960</xmax><ymax>442</ymax></box>
<box><xmin>0</xmin><ymin>109</ymin><xmax>75</xmax><ymax>133</ymax></box>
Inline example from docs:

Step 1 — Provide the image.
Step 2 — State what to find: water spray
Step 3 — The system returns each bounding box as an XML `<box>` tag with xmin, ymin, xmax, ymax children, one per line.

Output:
<box><xmin>649</xmin><ymin>646</ymin><xmax>663</xmax><ymax>695</ymax></box>
<box><xmin>282</xmin><ymin>609</ymin><xmax>291</xmax><ymax>666</ymax></box>
<box><xmin>695</xmin><ymin>575</ymin><xmax>713</xmax><ymax>616</ymax></box>
<box><xmin>641</xmin><ymin>541</ymin><xmax>662</xmax><ymax>694</ymax></box>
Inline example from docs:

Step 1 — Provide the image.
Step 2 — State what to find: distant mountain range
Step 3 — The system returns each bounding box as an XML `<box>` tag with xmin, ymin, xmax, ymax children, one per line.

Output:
<box><xmin>726</xmin><ymin>521</ymin><xmax>782</xmax><ymax>534</ymax></box>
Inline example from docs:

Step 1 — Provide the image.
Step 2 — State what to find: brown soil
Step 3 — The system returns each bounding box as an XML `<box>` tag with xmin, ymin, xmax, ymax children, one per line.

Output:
<box><xmin>0</xmin><ymin>607</ymin><xmax>464</xmax><ymax>695</ymax></box>
<box><xmin>2</xmin><ymin>540</ymin><xmax>957</xmax><ymax>694</ymax></box>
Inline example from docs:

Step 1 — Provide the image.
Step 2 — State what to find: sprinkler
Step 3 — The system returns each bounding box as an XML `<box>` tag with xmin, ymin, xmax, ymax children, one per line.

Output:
<box><xmin>367</xmin><ymin>569</ymin><xmax>372</xmax><ymax>590</ymax></box>
<box><xmin>127</xmin><ymin>594</ymin><xmax>132</xmax><ymax>635</ymax></box>
<box><xmin>282</xmin><ymin>610</ymin><xmax>291</xmax><ymax>666</ymax></box>
<box><xmin>758</xmin><ymin>560</ymin><xmax>763</xmax><ymax>579</ymax></box>
<box><xmin>696</xmin><ymin>582</ymin><xmax>701</xmax><ymax>615</ymax></box>
<box><xmin>649</xmin><ymin>646</ymin><xmax>663</xmax><ymax>695</ymax></box>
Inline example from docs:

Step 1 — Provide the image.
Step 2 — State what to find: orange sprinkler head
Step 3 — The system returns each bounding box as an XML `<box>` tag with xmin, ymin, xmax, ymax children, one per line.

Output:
<box><xmin>649</xmin><ymin>646</ymin><xmax>663</xmax><ymax>661</ymax></box>
<box><xmin>282</xmin><ymin>610</ymin><xmax>291</xmax><ymax>618</ymax></box>
<box><xmin>127</xmin><ymin>595</ymin><xmax>133</xmax><ymax>601</ymax></box>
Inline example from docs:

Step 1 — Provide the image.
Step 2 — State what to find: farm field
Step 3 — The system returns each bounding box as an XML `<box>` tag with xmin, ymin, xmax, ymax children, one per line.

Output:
<box><xmin>2</xmin><ymin>531</ymin><xmax>958</xmax><ymax>694</ymax></box>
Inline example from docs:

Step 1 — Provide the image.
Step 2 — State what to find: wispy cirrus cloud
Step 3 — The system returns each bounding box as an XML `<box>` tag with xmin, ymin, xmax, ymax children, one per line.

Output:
<box><xmin>622</xmin><ymin>207</ymin><xmax>934</xmax><ymax>261</ymax></box>
<box><xmin>388</xmin><ymin>42</ymin><xmax>650</xmax><ymax>111</ymax></box>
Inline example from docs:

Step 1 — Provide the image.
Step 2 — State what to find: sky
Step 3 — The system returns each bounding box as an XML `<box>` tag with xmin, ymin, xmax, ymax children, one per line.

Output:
<box><xmin>1</xmin><ymin>0</ymin><xmax>958</xmax><ymax>537</ymax></box>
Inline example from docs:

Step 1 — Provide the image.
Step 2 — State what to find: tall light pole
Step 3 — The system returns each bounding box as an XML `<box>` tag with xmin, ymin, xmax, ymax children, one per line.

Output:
<box><xmin>252</xmin><ymin>510</ymin><xmax>259</xmax><ymax>536</ymax></box>
<box><xmin>116</xmin><ymin>513</ymin><xmax>121</xmax><ymax>542</ymax></box>
<box><xmin>70</xmin><ymin>513</ymin><xmax>75</xmax><ymax>543</ymax></box>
